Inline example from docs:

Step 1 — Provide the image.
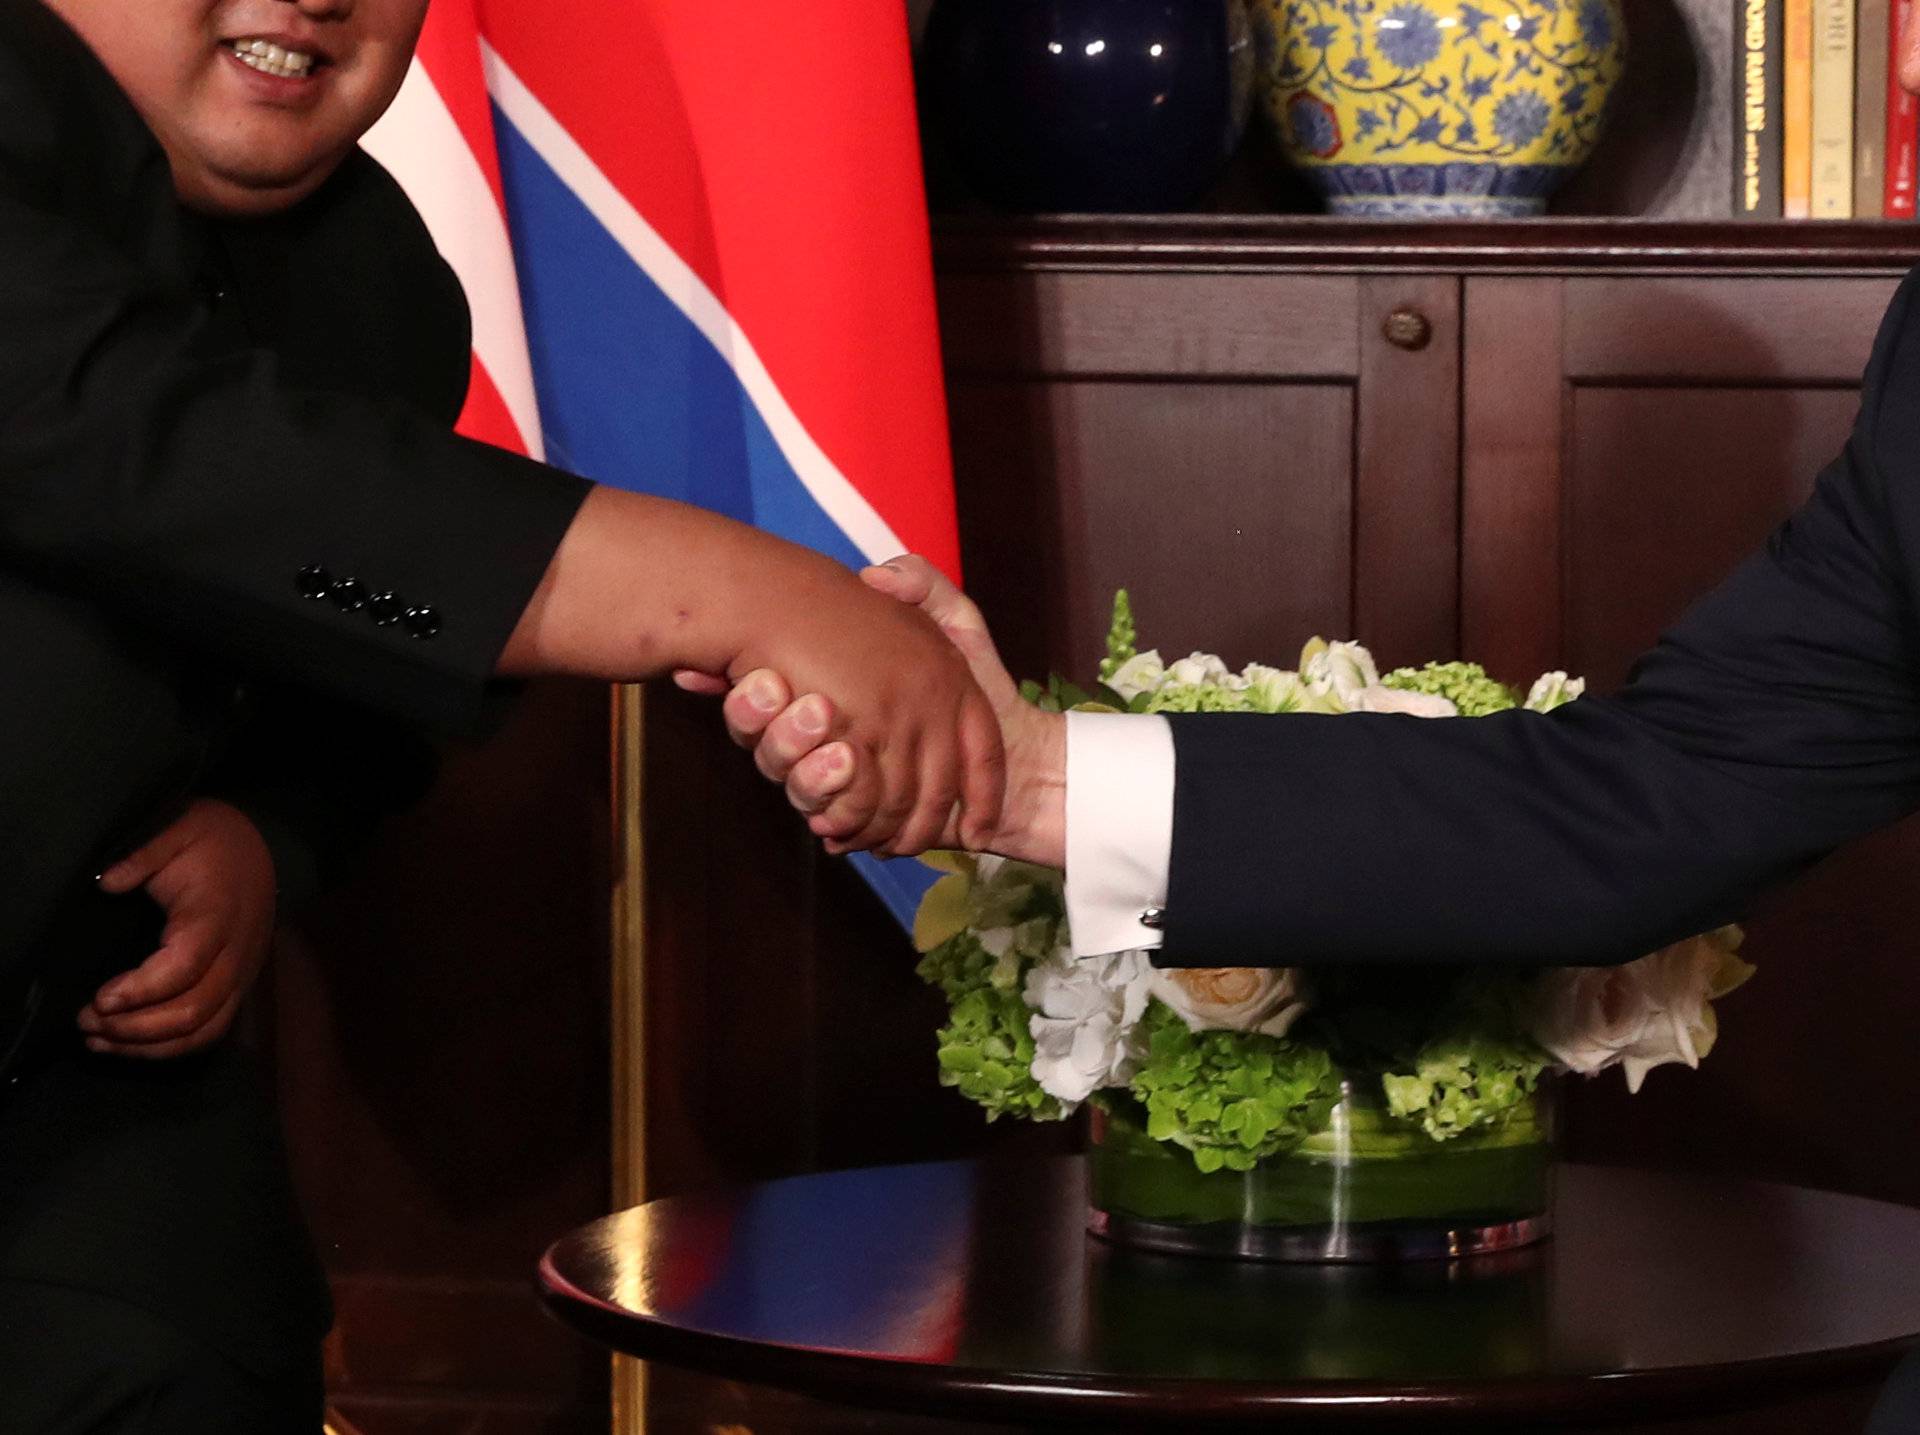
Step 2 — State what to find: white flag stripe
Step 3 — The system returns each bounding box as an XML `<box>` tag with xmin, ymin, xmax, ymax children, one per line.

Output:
<box><xmin>362</xmin><ymin>58</ymin><xmax>546</xmax><ymax>462</ymax></box>
<box><xmin>479</xmin><ymin>41</ymin><xmax>907</xmax><ymax>565</ymax></box>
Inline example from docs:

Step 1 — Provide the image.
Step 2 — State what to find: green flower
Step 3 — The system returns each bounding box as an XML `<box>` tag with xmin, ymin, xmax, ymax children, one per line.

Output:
<box><xmin>1099</xmin><ymin>589</ymin><xmax>1138</xmax><ymax>683</ymax></box>
<box><xmin>934</xmin><ymin>984</ymin><xmax>1068</xmax><ymax>1122</ymax></box>
<box><xmin>1128</xmin><ymin>1003</ymin><xmax>1342</xmax><ymax>1172</ymax></box>
<box><xmin>1380</xmin><ymin>1030</ymin><xmax>1551</xmax><ymax>1141</ymax></box>
<box><xmin>1381</xmin><ymin>661</ymin><xmax>1519</xmax><ymax>717</ymax></box>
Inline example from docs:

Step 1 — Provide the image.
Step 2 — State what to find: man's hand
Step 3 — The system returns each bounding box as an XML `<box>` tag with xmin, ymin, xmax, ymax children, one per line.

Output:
<box><xmin>705</xmin><ymin>557</ymin><xmax>1066</xmax><ymax>868</ymax></box>
<box><xmin>502</xmin><ymin>489</ymin><xmax>1004</xmax><ymax>855</ymax></box>
<box><xmin>83</xmin><ymin>798</ymin><xmax>276</xmax><ymax>1058</ymax></box>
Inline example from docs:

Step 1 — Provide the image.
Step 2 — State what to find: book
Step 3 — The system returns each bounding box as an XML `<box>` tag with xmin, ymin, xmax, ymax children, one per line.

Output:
<box><xmin>1891</xmin><ymin>0</ymin><xmax>1920</xmax><ymax>216</ymax></box>
<box><xmin>1736</xmin><ymin>0</ymin><xmax>1786</xmax><ymax>217</ymax></box>
<box><xmin>1784</xmin><ymin>0</ymin><xmax>1815</xmax><ymax>216</ymax></box>
<box><xmin>1858</xmin><ymin>0</ymin><xmax>1890</xmax><ymax>217</ymax></box>
<box><xmin>1809</xmin><ymin>0</ymin><xmax>1855</xmax><ymax>216</ymax></box>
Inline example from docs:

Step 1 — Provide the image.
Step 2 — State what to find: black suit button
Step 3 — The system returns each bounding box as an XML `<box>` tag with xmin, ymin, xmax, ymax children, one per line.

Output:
<box><xmin>296</xmin><ymin>564</ymin><xmax>333</xmax><ymax>599</ymax></box>
<box><xmin>328</xmin><ymin>577</ymin><xmax>369</xmax><ymax>612</ymax></box>
<box><xmin>403</xmin><ymin>604</ymin><xmax>442</xmax><ymax>640</ymax></box>
<box><xmin>367</xmin><ymin>591</ymin><xmax>404</xmax><ymax>627</ymax></box>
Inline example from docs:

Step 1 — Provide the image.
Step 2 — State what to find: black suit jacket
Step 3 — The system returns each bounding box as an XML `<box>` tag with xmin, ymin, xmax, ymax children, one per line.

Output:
<box><xmin>0</xmin><ymin>0</ymin><xmax>590</xmax><ymax>976</ymax></box>
<box><xmin>1163</xmin><ymin>270</ymin><xmax>1920</xmax><ymax>968</ymax></box>
<box><xmin>0</xmin><ymin>0</ymin><xmax>594</xmax><ymax>1377</ymax></box>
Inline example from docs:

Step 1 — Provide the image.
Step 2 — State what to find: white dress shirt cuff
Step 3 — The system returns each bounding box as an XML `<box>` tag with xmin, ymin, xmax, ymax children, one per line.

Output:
<box><xmin>1064</xmin><ymin>711</ymin><xmax>1175</xmax><ymax>957</ymax></box>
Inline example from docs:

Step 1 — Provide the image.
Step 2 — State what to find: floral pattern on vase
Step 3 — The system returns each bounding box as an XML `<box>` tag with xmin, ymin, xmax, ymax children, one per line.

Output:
<box><xmin>1252</xmin><ymin>0</ymin><xmax>1626</xmax><ymax>216</ymax></box>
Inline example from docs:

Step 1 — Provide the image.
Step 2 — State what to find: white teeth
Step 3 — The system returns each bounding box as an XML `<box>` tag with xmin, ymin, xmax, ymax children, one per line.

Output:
<box><xmin>230</xmin><ymin>39</ymin><xmax>315</xmax><ymax>78</ymax></box>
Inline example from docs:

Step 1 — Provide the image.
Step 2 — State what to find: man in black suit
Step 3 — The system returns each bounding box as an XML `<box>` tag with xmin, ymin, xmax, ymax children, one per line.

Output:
<box><xmin>0</xmin><ymin>0</ymin><xmax>1003</xmax><ymax>1425</ymax></box>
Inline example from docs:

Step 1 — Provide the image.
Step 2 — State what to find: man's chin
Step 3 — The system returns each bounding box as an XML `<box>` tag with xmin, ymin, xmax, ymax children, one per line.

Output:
<box><xmin>174</xmin><ymin>151</ymin><xmax>348</xmax><ymax>217</ymax></box>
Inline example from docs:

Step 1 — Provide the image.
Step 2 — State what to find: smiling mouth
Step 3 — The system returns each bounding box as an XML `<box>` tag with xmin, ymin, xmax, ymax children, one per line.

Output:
<box><xmin>225</xmin><ymin>38</ymin><xmax>322</xmax><ymax>79</ymax></box>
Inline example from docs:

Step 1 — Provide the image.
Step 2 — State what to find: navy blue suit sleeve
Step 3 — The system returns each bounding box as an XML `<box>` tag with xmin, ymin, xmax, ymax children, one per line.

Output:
<box><xmin>1161</xmin><ymin>271</ymin><xmax>1920</xmax><ymax>968</ymax></box>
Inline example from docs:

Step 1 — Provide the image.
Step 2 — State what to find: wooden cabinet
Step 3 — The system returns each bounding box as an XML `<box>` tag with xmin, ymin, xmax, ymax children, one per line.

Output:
<box><xmin>940</xmin><ymin>269</ymin><xmax>1461</xmax><ymax>676</ymax></box>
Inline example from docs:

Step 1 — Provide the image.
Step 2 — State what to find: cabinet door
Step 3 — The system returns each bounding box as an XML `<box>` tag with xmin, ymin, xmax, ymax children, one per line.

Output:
<box><xmin>939</xmin><ymin>270</ymin><xmax>1462</xmax><ymax>677</ymax></box>
<box><xmin>1461</xmin><ymin>273</ymin><xmax>1920</xmax><ymax>1206</ymax></box>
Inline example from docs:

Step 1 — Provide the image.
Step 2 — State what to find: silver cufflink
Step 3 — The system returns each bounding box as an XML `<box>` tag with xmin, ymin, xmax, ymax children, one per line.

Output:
<box><xmin>1139</xmin><ymin>906</ymin><xmax>1166</xmax><ymax>930</ymax></box>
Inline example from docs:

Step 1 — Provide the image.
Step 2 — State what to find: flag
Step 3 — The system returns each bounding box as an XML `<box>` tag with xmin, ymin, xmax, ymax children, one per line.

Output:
<box><xmin>363</xmin><ymin>0</ymin><xmax>957</xmax><ymax>929</ymax></box>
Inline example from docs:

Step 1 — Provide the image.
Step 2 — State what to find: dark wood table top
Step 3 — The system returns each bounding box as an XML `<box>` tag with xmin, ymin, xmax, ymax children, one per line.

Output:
<box><xmin>538</xmin><ymin>1160</ymin><xmax>1920</xmax><ymax>1429</ymax></box>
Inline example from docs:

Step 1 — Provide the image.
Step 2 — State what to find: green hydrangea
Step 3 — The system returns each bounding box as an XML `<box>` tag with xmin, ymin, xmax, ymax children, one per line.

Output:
<box><xmin>916</xmin><ymin>930</ymin><xmax>1021</xmax><ymax>1002</ymax></box>
<box><xmin>1129</xmin><ymin>1004</ymin><xmax>1343</xmax><ymax>1172</ymax></box>
<box><xmin>1141</xmin><ymin>684</ymin><xmax>1258</xmax><ymax>714</ymax></box>
<box><xmin>1380</xmin><ymin>1031</ymin><xmax>1551</xmax><ymax>1141</ymax></box>
<box><xmin>933</xmin><ymin>984</ymin><xmax>1067</xmax><ymax>1122</ymax></box>
<box><xmin>1382</xmin><ymin>661</ymin><xmax>1519</xmax><ymax>717</ymax></box>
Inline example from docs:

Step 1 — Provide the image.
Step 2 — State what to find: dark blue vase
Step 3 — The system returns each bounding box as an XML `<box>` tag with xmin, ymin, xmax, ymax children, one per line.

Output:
<box><xmin>921</xmin><ymin>0</ymin><xmax>1251</xmax><ymax>213</ymax></box>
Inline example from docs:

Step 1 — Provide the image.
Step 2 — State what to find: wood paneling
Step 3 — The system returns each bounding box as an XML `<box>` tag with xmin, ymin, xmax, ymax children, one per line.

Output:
<box><xmin>1462</xmin><ymin>279</ymin><xmax>1566</xmax><ymax>682</ymax></box>
<box><xmin>1564</xmin><ymin>387</ymin><xmax>1859</xmax><ymax>686</ymax></box>
<box><xmin>1355</xmin><ymin>275</ymin><xmax>1462</xmax><ymax>668</ymax></box>
<box><xmin>952</xmin><ymin>378</ymin><xmax>1357</xmax><ymax>675</ymax></box>
<box><xmin>278</xmin><ymin>680</ymin><xmax>614</xmax><ymax>1429</ymax></box>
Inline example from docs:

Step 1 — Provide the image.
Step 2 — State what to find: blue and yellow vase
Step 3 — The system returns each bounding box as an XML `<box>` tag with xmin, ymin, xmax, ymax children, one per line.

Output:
<box><xmin>1253</xmin><ymin>0</ymin><xmax>1626</xmax><ymax>217</ymax></box>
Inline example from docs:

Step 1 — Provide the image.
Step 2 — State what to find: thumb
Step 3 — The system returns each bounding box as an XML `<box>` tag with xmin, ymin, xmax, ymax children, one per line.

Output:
<box><xmin>862</xmin><ymin>554</ymin><xmax>993</xmax><ymax>649</ymax></box>
<box><xmin>98</xmin><ymin>819</ymin><xmax>197</xmax><ymax>896</ymax></box>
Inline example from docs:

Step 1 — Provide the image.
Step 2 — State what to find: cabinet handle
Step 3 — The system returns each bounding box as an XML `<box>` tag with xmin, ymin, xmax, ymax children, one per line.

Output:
<box><xmin>1382</xmin><ymin>307</ymin><xmax>1433</xmax><ymax>352</ymax></box>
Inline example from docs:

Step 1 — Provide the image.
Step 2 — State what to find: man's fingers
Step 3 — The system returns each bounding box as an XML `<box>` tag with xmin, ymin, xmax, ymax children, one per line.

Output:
<box><xmin>809</xmin><ymin>755</ymin><xmax>881</xmax><ymax>846</ymax></box>
<box><xmin>96</xmin><ymin>822</ymin><xmax>197</xmax><ymax>896</ymax></box>
<box><xmin>859</xmin><ymin>558</ymin><xmax>935</xmax><ymax>606</ymax></box>
<box><xmin>751</xmin><ymin>696</ymin><xmax>837</xmax><ymax>783</ymax></box>
<box><xmin>846</xmin><ymin>736</ymin><xmax>922</xmax><ymax>854</ymax></box>
<box><xmin>85</xmin><ymin>920</ymin><xmax>220</xmax><ymax>1017</ymax></box>
<box><xmin>886</xmin><ymin>733</ymin><xmax>962</xmax><ymax>858</ymax></box>
<box><xmin>86</xmin><ymin>990</ymin><xmax>243</xmax><ymax>1060</ymax></box>
<box><xmin>722</xmin><ymin>669</ymin><xmax>794</xmax><ymax>747</ymax></box>
<box><xmin>673</xmin><ymin>669</ymin><xmax>730</xmax><ymax>696</ymax></box>
<box><xmin>954</xmin><ymin>691</ymin><xmax>1008</xmax><ymax>850</ymax></box>
<box><xmin>786</xmin><ymin>742</ymin><xmax>855</xmax><ymax>813</ymax></box>
<box><xmin>83</xmin><ymin>944</ymin><xmax>233</xmax><ymax>1041</ymax></box>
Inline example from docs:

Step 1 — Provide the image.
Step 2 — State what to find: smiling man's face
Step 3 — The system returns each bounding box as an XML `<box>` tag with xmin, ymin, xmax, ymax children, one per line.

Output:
<box><xmin>43</xmin><ymin>0</ymin><xmax>429</xmax><ymax>216</ymax></box>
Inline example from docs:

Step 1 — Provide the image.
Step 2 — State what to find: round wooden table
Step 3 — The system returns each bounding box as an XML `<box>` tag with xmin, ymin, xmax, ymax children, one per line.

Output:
<box><xmin>538</xmin><ymin>1160</ymin><xmax>1920</xmax><ymax>1429</ymax></box>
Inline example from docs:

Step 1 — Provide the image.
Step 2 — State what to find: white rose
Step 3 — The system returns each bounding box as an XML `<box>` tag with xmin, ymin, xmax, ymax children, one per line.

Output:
<box><xmin>1525</xmin><ymin>671</ymin><xmax>1587</xmax><ymax>712</ymax></box>
<box><xmin>1148</xmin><ymin>966</ymin><xmax>1310</xmax><ymax>1038</ymax></box>
<box><xmin>1352</xmin><ymin>685</ymin><xmax>1459</xmax><ymax>718</ymax></box>
<box><xmin>1164</xmin><ymin>652</ymin><xmax>1235</xmax><ymax>688</ymax></box>
<box><xmin>1025</xmin><ymin>948</ymin><xmax>1154</xmax><ymax>1104</ymax></box>
<box><xmin>1530</xmin><ymin>928</ymin><xmax>1753</xmax><ymax>1093</ymax></box>
<box><xmin>1106</xmin><ymin>649</ymin><xmax>1166</xmax><ymax>702</ymax></box>
<box><xmin>1300</xmin><ymin>638</ymin><xmax>1380</xmax><ymax>708</ymax></box>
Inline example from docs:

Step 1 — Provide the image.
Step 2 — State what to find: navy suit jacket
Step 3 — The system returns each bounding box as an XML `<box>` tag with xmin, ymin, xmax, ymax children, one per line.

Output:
<box><xmin>1162</xmin><ymin>269</ymin><xmax>1920</xmax><ymax>968</ymax></box>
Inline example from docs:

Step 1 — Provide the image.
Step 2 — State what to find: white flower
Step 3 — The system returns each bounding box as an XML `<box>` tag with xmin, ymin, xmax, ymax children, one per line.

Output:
<box><xmin>1164</xmin><ymin>652</ymin><xmax>1235</xmax><ymax>688</ymax></box>
<box><xmin>1025</xmin><ymin>947</ymin><xmax>1153</xmax><ymax>1104</ymax></box>
<box><xmin>1106</xmin><ymin>649</ymin><xmax>1166</xmax><ymax>702</ymax></box>
<box><xmin>1148</xmin><ymin>966</ymin><xmax>1311</xmax><ymax>1038</ymax></box>
<box><xmin>1241</xmin><ymin>663</ymin><xmax>1306</xmax><ymax>713</ymax></box>
<box><xmin>1530</xmin><ymin>928</ymin><xmax>1753</xmax><ymax>1093</ymax></box>
<box><xmin>1525</xmin><ymin>671</ymin><xmax>1587</xmax><ymax>712</ymax></box>
<box><xmin>1352</xmin><ymin>685</ymin><xmax>1459</xmax><ymax>718</ymax></box>
<box><xmin>1300</xmin><ymin>638</ymin><xmax>1380</xmax><ymax>708</ymax></box>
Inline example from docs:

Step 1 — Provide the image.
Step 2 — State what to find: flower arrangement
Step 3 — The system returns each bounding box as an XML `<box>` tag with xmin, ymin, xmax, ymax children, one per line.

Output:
<box><xmin>912</xmin><ymin>595</ymin><xmax>1752</xmax><ymax>1254</ymax></box>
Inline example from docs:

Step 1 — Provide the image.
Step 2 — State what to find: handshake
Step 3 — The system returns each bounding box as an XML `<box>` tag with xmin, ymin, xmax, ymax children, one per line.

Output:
<box><xmin>673</xmin><ymin>556</ymin><xmax>1067</xmax><ymax>871</ymax></box>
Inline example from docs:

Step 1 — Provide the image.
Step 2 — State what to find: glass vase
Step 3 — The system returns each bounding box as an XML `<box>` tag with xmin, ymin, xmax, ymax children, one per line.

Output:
<box><xmin>1087</xmin><ymin>1077</ymin><xmax>1554</xmax><ymax>1262</ymax></box>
